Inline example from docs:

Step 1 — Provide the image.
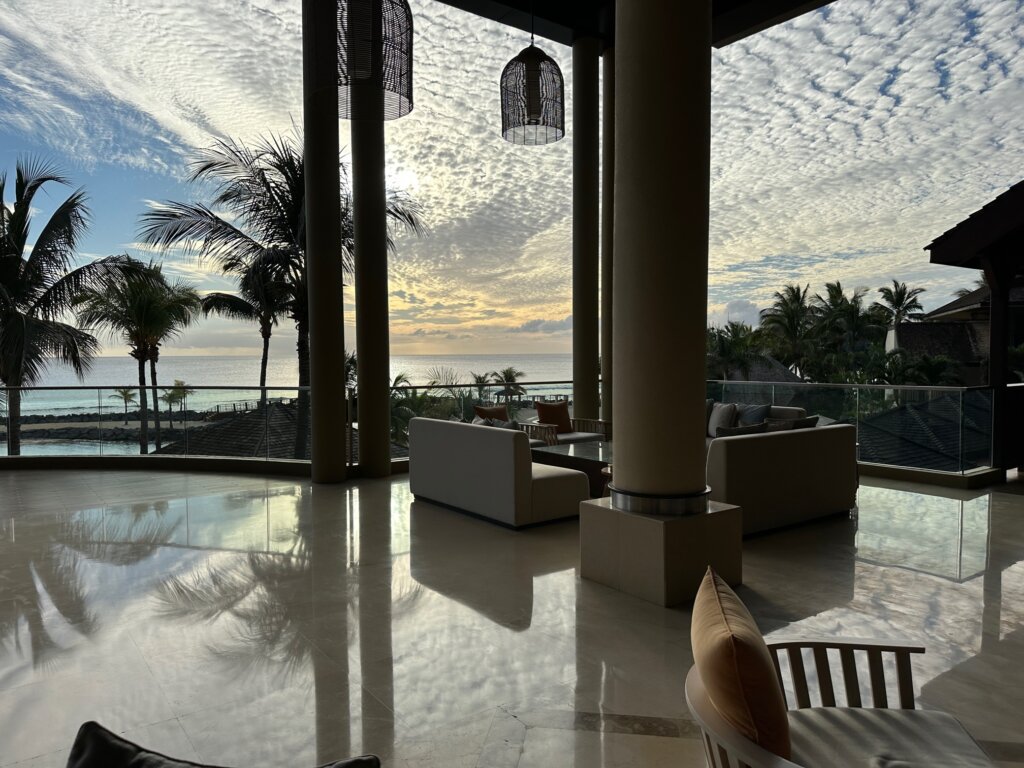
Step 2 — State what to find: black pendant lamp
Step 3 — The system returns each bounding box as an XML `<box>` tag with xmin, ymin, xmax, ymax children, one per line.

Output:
<box><xmin>337</xmin><ymin>0</ymin><xmax>413</xmax><ymax>120</ymax></box>
<box><xmin>499</xmin><ymin>12</ymin><xmax>564</xmax><ymax>145</ymax></box>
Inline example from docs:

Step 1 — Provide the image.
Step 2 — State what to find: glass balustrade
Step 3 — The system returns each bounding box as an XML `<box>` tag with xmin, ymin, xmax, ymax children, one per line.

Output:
<box><xmin>0</xmin><ymin>379</ymin><xmax>996</xmax><ymax>475</ymax></box>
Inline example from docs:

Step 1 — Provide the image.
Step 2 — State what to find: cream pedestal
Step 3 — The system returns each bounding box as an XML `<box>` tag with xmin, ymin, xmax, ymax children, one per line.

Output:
<box><xmin>579</xmin><ymin>498</ymin><xmax>742</xmax><ymax>606</ymax></box>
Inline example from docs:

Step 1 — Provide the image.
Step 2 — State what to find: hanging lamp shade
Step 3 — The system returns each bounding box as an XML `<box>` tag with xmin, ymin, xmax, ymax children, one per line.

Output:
<box><xmin>500</xmin><ymin>44</ymin><xmax>565</xmax><ymax>145</ymax></box>
<box><xmin>337</xmin><ymin>0</ymin><xmax>413</xmax><ymax>120</ymax></box>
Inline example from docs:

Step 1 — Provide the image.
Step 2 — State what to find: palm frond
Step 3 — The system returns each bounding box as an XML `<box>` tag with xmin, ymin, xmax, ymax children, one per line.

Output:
<box><xmin>138</xmin><ymin>202</ymin><xmax>266</xmax><ymax>269</ymax></box>
<box><xmin>201</xmin><ymin>292</ymin><xmax>259</xmax><ymax>322</ymax></box>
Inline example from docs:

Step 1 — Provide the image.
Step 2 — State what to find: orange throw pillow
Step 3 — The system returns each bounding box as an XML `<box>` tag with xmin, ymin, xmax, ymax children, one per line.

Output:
<box><xmin>473</xmin><ymin>404</ymin><xmax>509</xmax><ymax>422</ymax></box>
<box><xmin>535</xmin><ymin>400</ymin><xmax>573</xmax><ymax>434</ymax></box>
<box><xmin>691</xmin><ymin>568</ymin><xmax>791</xmax><ymax>758</ymax></box>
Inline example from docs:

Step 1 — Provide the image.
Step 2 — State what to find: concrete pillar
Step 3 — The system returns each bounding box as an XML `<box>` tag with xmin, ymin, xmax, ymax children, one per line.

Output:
<box><xmin>611</xmin><ymin>0</ymin><xmax>711</xmax><ymax>506</ymax></box>
<box><xmin>573</xmin><ymin>36</ymin><xmax>601</xmax><ymax>420</ymax></box>
<box><xmin>600</xmin><ymin>46</ymin><xmax>615</xmax><ymax>422</ymax></box>
<box><xmin>303</xmin><ymin>0</ymin><xmax>347</xmax><ymax>483</ymax></box>
<box><xmin>351</xmin><ymin>0</ymin><xmax>392</xmax><ymax>477</ymax></box>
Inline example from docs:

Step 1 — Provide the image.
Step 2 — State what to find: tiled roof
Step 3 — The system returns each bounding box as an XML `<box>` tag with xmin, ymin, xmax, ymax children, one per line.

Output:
<box><xmin>857</xmin><ymin>392</ymin><xmax>991</xmax><ymax>471</ymax></box>
<box><xmin>896</xmin><ymin>322</ymin><xmax>985</xmax><ymax>362</ymax></box>
<box><xmin>156</xmin><ymin>402</ymin><xmax>408</xmax><ymax>460</ymax></box>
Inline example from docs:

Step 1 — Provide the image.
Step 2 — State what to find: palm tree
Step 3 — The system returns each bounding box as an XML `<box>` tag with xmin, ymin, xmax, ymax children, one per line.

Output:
<box><xmin>874</xmin><ymin>280</ymin><xmax>926</xmax><ymax>350</ymax></box>
<box><xmin>706</xmin><ymin>322</ymin><xmax>763</xmax><ymax>380</ymax></box>
<box><xmin>76</xmin><ymin>260</ymin><xmax>200</xmax><ymax>453</ymax></box>
<box><xmin>0</xmin><ymin>158</ymin><xmax>139</xmax><ymax>455</ymax></box>
<box><xmin>201</xmin><ymin>259</ymin><xmax>290</xmax><ymax>408</ymax></box>
<box><xmin>808</xmin><ymin>282</ymin><xmax>884</xmax><ymax>382</ymax></box>
<box><xmin>469</xmin><ymin>371</ymin><xmax>490</xmax><ymax>403</ymax></box>
<box><xmin>490</xmin><ymin>366</ymin><xmax>527</xmax><ymax>403</ymax></box>
<box><xmin>138</xmin><ymin>134</ymin><xmax>424</xmax><ymax>459</ymax></box>
<box><xmin>954</xmin><ymin>273</ymin><xmax>988</xmax><ymax>299</ymax></box>
<box><xmin>759</xmin><ymin>284</ymin><xmax>812</xmax><ymax>376</ymax></box>
<box><xmin>108</xmin><ymin>387</ymin><xmax>138</xmax><ymax>425</ymax></box>
<box><xmin>344</xmin><ymin>350</ymin><xmax>357</xmax><ymax>391</ymax></box>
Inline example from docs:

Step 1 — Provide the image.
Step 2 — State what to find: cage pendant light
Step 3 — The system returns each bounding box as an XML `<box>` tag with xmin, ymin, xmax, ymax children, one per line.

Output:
<box><xmin>337</xmin><ymin>0</ymin><xmax>413</xmax><ymax>120</ymax></box>
<box><xmin>499</xmin><ymin>16</ymin><xmax>564</xmax><ymax>145</ymax></box>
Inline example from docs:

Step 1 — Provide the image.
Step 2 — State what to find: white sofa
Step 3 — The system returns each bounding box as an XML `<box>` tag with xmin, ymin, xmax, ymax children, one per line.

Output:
<box><xmin>706</xmin><ymin>422</ymin><xmax>858</xmax><ymax>535</ymax></box>
<box><xmin>409</xmin><ymin>418</ymin><xmax>589</xmax><ymax>528</ymax></box>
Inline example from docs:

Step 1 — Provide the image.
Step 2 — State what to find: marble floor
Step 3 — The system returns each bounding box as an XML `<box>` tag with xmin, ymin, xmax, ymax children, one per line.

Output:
<box><xmin>1</xmin><ymin>468</ymin><xmax>1023</xmax><ymax>767</ymax></box>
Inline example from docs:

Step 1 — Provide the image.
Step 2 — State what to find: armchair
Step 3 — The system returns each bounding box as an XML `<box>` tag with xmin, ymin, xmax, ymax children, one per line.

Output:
<box><xmin>686</xmin><ymin>568</ymin><xmax>993</xmax><ymax>768</ymax></box>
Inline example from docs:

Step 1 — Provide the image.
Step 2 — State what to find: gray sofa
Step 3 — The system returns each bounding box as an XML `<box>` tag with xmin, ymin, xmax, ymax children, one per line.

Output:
<box><xmin>706</xmin><ymin>409</ymin><xmax>858</xmax><ymax>534</ymax></box>
<box><xmin>408</xmin><ymin>417</ymin><xmax>589</xmax><ymax>528</ymax></box>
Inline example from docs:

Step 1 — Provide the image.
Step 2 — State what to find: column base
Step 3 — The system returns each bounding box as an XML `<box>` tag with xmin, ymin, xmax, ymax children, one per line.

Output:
<box><xmin>607</xmin><ymin>483</ymin><xmax>710</xmax><ymax>515</ymax></box>
<box><xmin>579</xmin><ymin>497</ymin><xmax>742</xmax><ymax>607</ymax></box>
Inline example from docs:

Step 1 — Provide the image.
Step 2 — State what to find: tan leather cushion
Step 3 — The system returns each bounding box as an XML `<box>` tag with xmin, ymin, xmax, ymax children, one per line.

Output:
<box><xmin>691</xmin><ymin>568</ymin><xmax>791</xmax><ymax>758</ymax></box>
<box><xmin>535</xmin><ymin>400</ymin><xmax>573</xmax><ymax>434</ymax></box>
<box><xmin>474</xmin><ymin>404</ymin><xmax>509</xmax><ymax>422</ymax></box>
<box><xmin>788</xmin><ymin>707</ymin><xmax>994</xmax><ymax>768</ymax></box>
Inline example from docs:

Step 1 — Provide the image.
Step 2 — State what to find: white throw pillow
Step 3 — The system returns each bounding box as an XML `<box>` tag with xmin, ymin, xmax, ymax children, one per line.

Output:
<box><xmin>707</xmin><ymin>402</ymin><xmax>738</xmax><ymax>438</ymax></box>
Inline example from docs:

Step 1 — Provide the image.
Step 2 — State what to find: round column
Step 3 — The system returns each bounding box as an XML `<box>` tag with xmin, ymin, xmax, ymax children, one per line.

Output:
<box><xmin>612</xmin><ymin>0</ymin><xmax>711</xmax><ymax>506</ymax></box>
<box><xmin>303</xmin><ymin>0</ymin><xmax>347</xmax><ymax>483</ymax></box>
<box><xmin>600</xmin><ymin>46</ymin><xmax>615</xmax><ymax>422</ymax></box>
<box><xmin>351</xmin><ymin>0</ymin><xmax>392</xmax><ymax>478</ymax></box>
<box><xmin>573</xmin><ymin>36</ymin><xmax>601</xmax><ymax>420</ymax></box>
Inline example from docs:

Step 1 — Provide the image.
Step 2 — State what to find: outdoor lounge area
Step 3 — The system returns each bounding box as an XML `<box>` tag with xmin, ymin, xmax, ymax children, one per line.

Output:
<box><xmin>1</xmin><ymin>468</ymin><xmax>1023</xmax><ymax>767</ymax></box>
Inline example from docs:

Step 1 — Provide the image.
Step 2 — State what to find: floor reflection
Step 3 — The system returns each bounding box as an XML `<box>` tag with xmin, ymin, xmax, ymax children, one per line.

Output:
<box><xmin>0</xmin><ymin>469</ymin><xmax>1022</xmax><ymax>767</ymax></box>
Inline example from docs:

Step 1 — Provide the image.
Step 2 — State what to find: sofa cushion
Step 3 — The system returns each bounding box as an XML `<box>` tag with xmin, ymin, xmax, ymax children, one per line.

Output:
<box><xmin>735</xmin><ymin>403</ymin><xmax>771</xmax><ymax>426</ymax></box>
<box><xmin>707</xmin><ymin>402</ymin><xmax>738</xmax><ymax>438</ymax></box>
<box><xmin>717</xmin><ymin>422</ymin><xmax>766</xmax><ymax>437</ymax></box>
<box><xmin>788</xmin><ymin>707</ymin><xmax>994</xmax><ymax>768</ymax></box>
<box><xmin>792</xmin><ymin>415</ymin><xmax>819</xmax><ymax>429</ymax></box>
<box><xmin>764</xmin><ymin>418</ymin><xmax>795</xmax><ymax>432</ymax></box>
<box><xmin>68</xmin><ymin>721</ymin><xmax>380</xmax><ymax>768</ymax></box>
<box><xmin>536</xmin><ymin>400</ymin><xmax>573</xmax><ymax>434</ymax></box>
<box><xmin>691</xmin><ymin>568</ymin><xmax>791</xmax><ymax>758</ymax></box>
<box><xmin>474</xmin><ymin>404</ymin><xmax>510</xmax><ymax>421</ymax></box>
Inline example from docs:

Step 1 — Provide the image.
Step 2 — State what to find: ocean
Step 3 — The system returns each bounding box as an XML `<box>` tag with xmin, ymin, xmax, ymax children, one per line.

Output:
<box><xmin>5</xmin><ymin>353</ymin><xmax>575</xmax><ymax>418</ymax></box>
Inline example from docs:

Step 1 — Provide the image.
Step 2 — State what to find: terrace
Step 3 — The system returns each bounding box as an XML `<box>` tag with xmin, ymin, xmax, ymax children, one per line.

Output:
<box><xmin>2</xmin><ymin>0</ymin><xmax>1023</xmax><ymax>765</ymax></box>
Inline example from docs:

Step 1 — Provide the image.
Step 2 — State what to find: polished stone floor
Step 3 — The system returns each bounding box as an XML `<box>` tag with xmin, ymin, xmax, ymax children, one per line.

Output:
<box><xmin>1</xmin><ymin>468</ymin><xmax>1022</xmax><ymax>767</ymax></box>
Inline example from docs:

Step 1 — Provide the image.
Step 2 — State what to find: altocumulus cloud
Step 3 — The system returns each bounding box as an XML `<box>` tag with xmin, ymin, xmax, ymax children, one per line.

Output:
<box><xmin>0</xmin><ymin>0</ymin><xmax>1021</xmax><ymax>356</ymax></box>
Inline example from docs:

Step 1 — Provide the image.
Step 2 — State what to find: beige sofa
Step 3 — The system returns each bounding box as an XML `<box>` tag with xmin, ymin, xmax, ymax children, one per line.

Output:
<box><xmin>706</xmin><ymin>422</ymin><xmax>858</xmax><ymax>534</ymax></box>
<box><xmin>408</xmin><ymin>417</ymin><xmax>589</xmax><ymax>528</ymax></box>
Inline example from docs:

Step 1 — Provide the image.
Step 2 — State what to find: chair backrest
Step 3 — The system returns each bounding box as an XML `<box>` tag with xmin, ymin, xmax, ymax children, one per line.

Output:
<box><xmin>685</xmin><ymin>666</ymin><xmax>804</xmax><ymax>768</ymax></box>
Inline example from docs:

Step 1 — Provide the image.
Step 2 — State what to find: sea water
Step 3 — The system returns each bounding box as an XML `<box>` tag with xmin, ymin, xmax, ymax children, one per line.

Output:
<box><xmin>3</xmin><ymin>353</ymin><xmax>575</xmax><ymax>418</ymax></box>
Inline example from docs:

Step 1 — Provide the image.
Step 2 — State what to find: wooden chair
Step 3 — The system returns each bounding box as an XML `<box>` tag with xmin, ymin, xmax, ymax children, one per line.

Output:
<box><xmin>520</xmin><ymin>418</ymin><xmax>611</xmax><ymax>446</ymax></box>
<box><xmin>686</xmin><ymin>637</ymin><xmax>994</xmax><ymax>768</ymax></box>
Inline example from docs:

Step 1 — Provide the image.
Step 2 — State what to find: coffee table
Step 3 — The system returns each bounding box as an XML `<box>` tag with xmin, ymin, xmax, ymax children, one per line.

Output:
<box><xmin>531</xmin><ymin>440</ymin><xmax>612</xmax><ymax>497</ymax></box>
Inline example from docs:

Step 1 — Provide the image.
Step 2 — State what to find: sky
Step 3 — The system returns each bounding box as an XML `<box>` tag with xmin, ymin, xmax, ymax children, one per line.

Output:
<box><xmin>1</xmin><ymin>0</ymin><xmax>1022</xmax><ymax>358</ymax></box>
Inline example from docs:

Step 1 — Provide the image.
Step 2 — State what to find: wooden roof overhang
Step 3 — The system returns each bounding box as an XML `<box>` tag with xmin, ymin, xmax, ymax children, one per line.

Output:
<box><xmin>926</xmin><ymin>181</ymin><xmax>1024</xmax><ymax>276</ymax></box>
<box><xmin>433</xmin><ymin>0</ymin><xmax>837</xmax><ymax>49</ymax></box>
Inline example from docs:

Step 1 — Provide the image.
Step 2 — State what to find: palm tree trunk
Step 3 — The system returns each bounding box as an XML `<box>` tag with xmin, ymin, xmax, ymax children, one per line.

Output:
<box><xmin>7</xmin><ymin>388</ymin><xmax>21</xmax><ymax>456</ymax></box>
<box><xmin>295</xmin><ymin>322</ymin><xmax>310</xmax><ymax>460</ymax></box>
<box><xmin>260</xmin><ymin>327</ymin><xmax>271</xmax><ymax>411</ymax></box>
<box><xmin>137</xmin><ymin>357</ymin><xmax>149</xmax><ymax>454</ymax></box>
<box><xmin>123</xmin><ymin>400</ymin><xmax>129</xmax><ymax>425</ymax></box>
<box><xmin>149</xmin><ymin>357</ymin><xmax>162</xmax><ymax>450</ymax></box>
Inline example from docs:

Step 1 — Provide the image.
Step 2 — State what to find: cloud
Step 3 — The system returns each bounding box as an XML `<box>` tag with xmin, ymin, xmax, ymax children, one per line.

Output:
<box><xmin>509</xmin><ymin>315</ymin><xmax>573</xmax><ymax>333</ymax></box>
<box><xmin>707</xmin><ymin>300</ymin><xmax>763</xmax><ymax>328</ymax></box>
<box><xmin>2</xmin><ymin>0</ymin><xmax>1021</xmax><ymax>358</ymax></box>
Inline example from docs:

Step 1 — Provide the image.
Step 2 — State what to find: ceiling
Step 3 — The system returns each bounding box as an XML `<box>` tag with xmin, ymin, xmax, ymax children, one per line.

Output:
<box><xmin>433</xmin><ymin>0</ymin><xmax>837</xmax><ymax>48</ymax></box>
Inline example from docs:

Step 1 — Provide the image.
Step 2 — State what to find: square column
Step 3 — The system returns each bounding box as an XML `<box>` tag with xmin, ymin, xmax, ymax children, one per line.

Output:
<box><xmin>580</xmin><ymin>498</ymin><xmax>742</xmax><ymax>606</ymax></box>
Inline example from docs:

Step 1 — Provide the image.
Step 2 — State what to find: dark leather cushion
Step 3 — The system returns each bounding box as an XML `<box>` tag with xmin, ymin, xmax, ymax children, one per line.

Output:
<box><xmin>67</xmin><ymin>722</ymin><xmax>381</xmax><ymax>768</ymax></box>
